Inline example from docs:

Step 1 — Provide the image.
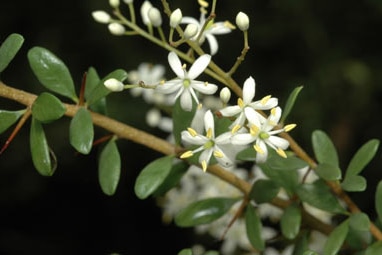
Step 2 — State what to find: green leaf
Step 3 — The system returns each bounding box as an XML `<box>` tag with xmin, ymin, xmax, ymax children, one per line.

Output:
<box><xmin>302</xmin><ymin>251</ymin><xmax>319</xmax><ymax>255</ymax></box>
<box><xmin>175</xmin><ymin>197</ymin><xmax>239</xmax><ymax>227</ymax></box>
<box><xmin>315</xmin><ymin>162</ymin><xmax>342</xmax><ymax>181</ymax></box>
<box><xmin>296</xmin><ymin>180</ymin><xmax>346</xmax><ymax>214</ymax></box>
<box><xmin>31</xmin><ymin>92</ymin><xmax>66</xmax><ymax>123</ymax></box>
<box><xmin>341</xmin><ymin>175</ymin><xmax>367</xmax><ymax>192</ymax></box>
<box><xmin>153</xmin><ymin>161</ymin><xmax>189</xmax><ymax>197</ymax></box>
<box><xmin>0</xmin><ymin>109</ymin><xmax>25</xmax><ymax>134</ymax></box>
<box><xmin>365</xmin><ymin>241</ymin><xmax>382</xmax><ymax>255</ymax></box>
<box><xmin>323</xmin><ymin>220</ymin><xmax>349</xmax><ymax>255</ymax></box>
<box><xmin>349</xmin><ymin>212</ymin><xmax>370</xmax><ymax>231</ymax></box>
<box><xmin>260</xmin><ymin>162</ymin><xmax>299</xmax><ymax>195</ymax></box>
<box><xmin>83</xmin><ymin>67</ymin><xmax>106</xmax><ymax>114</ymax></box>
<box><xmin>266</xmin><ymin>154</ymin><xmax>308</xmax><ymax>171</ymax></box>
<box><xmin>250</xmin><ymin>179</ymin><xmax>280</xmax><ymax>204</ymax></box>
<box><xmin>245</xmin><ymin>204</ymin><xmax>265</xmax><ymax>251</ymax></box>
<box><xmin>280</xmin><ymin>204</ymin><xmax>301</xmax><ymax>240</ymax></box>
<box><xmin>0</xmin><ymin>33</ymin><xmax>24</xmax><ymax>73</ymax></box>
<box><xmin>375</xmin><ymin>181</ymin><xmax>382</xmax><ymax>224</ymax></box>
<box><xmin>236</xmin><ymin>147</ymin><xmax>256</xmax><ymax>161</ymax></box>
<box><xmin>86</xmin><ymin>69</ymin><xmax>128</xmax><ymax>106</ymax></box>
<box><xmin>293</xmin><ymin>231</ymin><xmax>309</xmax><ymax>255</ymax></box>
<box><xmin>311</xmin><ymin>130</ymin><xmax>339</xmax><ymax>166</ymax></box>
<box><xmin>98</xmin><ymin>139</ymin><xmax>121</xmax><ymax>196</ymax></box>
<box><xmin>172</xmin><ymin>97</ymin><xmax>197</xmax><ymax>145</ymax></box>
<box><xmin>134</xmin><ymin>155</ymin><xmax>174</xmax><ymax>199</ymax></box>
<box><xmin>178</xmin><ymin>249</ymin><xmax>192</xmax><ymax>255</ymax></box>
<box><xmin>27</xmin><ymin>46</ymin><xmax>77</xmax><ymax>101</ymax></box>
<box><xmin>30</xmin><ymin>117</ymin><xmax>56</xmax><ymax>176</ymax></box>
<box><xmin>69</xmin><ymin>107</ymin><xmax>94</xmax><ymax>154</ymax></box>
<box><xmin>281</xmin><ymin>85</ymin><xmax>303</xmax><ymax>123</ymax></box>
<box><xmin>346</xmin><ymin>139</ymin><xmax>379</xmax><ymax>176</ymax></box>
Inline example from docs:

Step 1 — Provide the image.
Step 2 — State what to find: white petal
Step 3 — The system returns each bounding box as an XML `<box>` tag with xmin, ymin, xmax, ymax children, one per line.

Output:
<box><xmin>219</xmin><ymin>105</ymin><xmax>241</xmax><ymax>117</ymax></box>
<box><xmin>180</xmin><ymin>88</ymin><xmax>193</xmax><ymax>111</ymax></box>
<box><xmin>181</xmin><ymin>16</ymin><xmax>200</xmax><ymax>26</ymax></box>
<box><xmin>249</xmin><ymin>97</ymin><xmax>278</xmax><ymax>110</ymax></box>
<box><xmin>243</xmin><ymin>76</ymin><xmax>256</xmax><ymax>104</ymax></box>
<box><xmin>267</xmin><ymin>136</ymin><xmax>289</xmax><ymax>150</ymax></box>
<box><xmin>244</xmin><ymin>107</ymin><xmax>262</xmax><ymax>127</ymax></box>
<box><xmin>168</xmin><ymin>52</ymin><xmax>184</xmax><ymax>78</ymax></box>
<box><xmin>231</xmin><ymin>133</ymin><xmax>255</xmax><ymax>145</ymax></box>
<box><xmin>255</xmin><ymin>141</ymin><xmax>268</xmax><ymax>163</ymax></box>
<box><xmin>209</xmin><ymin>22</ymin><xmax>233</xmax><ymax>35</ymax></box>
<box><xmin>181</xmin><ymin>131</ymin><xmax>207</xmax><ymax>145</ymax></box>
<box><xmin>191</xmin><ymin>81</ymin><xmax>218</xmax><ymax>95</ymax></box>
<box><xmin>204</xmin><ymin>110</ymin><xmax>215</xmax><ymax>136</ymax></box>
<box><xmin>269</xmin><ymin>107</ymin><xmax>282</xmax><ymax>124</ymax></box>
<box><xmin>215</xmin><ymin>132</ymin><xmax>233</xmax><ymax>145</ymax></box>
<box><xmin>214</xmin><ymin>148</ymin><xmax>233</xmax><ymax>168</ymax></box>
<box><xmin>199</xmin><ymin>149</ymin><xmax>213</xmax><ymax>165</ymax></box>
<box><xmin>205</xmin><ymin>34</ymin><xmax>218</xmax><ymax>55</ymax></box>
<box><xmin>155</xmin><ymin>80</ymin><xmax>182</xmax><ymax>94</ymax></box>
<box><xmin>188</xmin><ymin>54</ymin><xmax>211</xmax><ymax>79</ymax></box>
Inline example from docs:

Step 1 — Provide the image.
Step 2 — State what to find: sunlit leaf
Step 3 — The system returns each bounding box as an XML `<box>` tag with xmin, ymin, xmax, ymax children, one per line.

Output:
<box><xmin>281</xmin><ymin>85</ymin><xmax>303</xmax><ymax>123</ymax></box>
<box><xmin>98</xmin><ymin>139</ymin><xmax>121</xmax><ymax>196</ymax></box>
<box><xmin>266</xmin><ymin>154</ymin><xmax>308</xmax><ymax>171</ymax></box>
<box><xmin>341</xmin><ymin>175</ymin><xmax>367</xmax><ymax>192</ymax></box>
<box><xmin>69</xmin><ymin>107</ymin><xmax>94</xmax><ymax>154</ymax></box>
<box><xmin>0</xmin><ymin>33</ymin><xmax>24</xmax><ymax>73</ymax></box>
<box><xmin>315</xmin><ymin>162</ymin><xmax>342</xmax><ymax>181</ymax></box>
<box><xmin>375</xmin><ymin>181</ymin><xmax>382</xmax><ymax>224</ymax></box>
<box><xmin>175</xmin><ymin>197</ymin><xmax>239</xmax><ymax>227</ymax></box>
<box><xmin>349</xmin><ymin>212</ymin><xmax>370</xmax><ymax>232</ymax></box>
<box><xmin>178</xmin><ymin>249</ymin><xmax>192</xmax><ymax>255</ymax></box>
<box><xmin>245</xmin><ymin>204</ymin><xmax>265</xmax><ymax>251</ymax></box>
<box><xmin>250</xmin><ymin>179</ymin><xmax>280</xmax><ymax>204</ymax></box>
<box><xmin>83</xmin><ymin>67</ymin><xmax>106</xmax><ymax>114</ymax></box>
<box><xmin>153</xmin><ymin>161</ymin><xmax>189</xmax><ymax>197</ymax></box>
<box><xmin>27</xmin><ymin>46</ymin><xmax>77</xmax><ymax>101</ymax></box>
<box><xmin>31</xmin><ymin>92</ymin><xmax>66</xmax><ymax>123</ymax></box>
<box><xmin>280</xmin><ymin>204</ymin><xmax>301</xmax><ymax>239</ymax></box>
<box><xmin>346</xmin><ymin>139</ymin><xmax>379</xmax><ymax>176</ymax></box>
<box><xmin>172</xmin><ymin>97</ymin><xmax>197</xmax><ymax>145</ymax></box>
<box><xmin>30</xmin><ymin>117</ymin><xmax>56</xmax><ymax>176</ymax></box>
<box><xmin>260</xmin><ymin>162</ymin><xmax>299</xmax><ymax>196</ymax></box>
<box><xmin>311</xmin><ymin>130</ymin><xmax>339</xmax><ymax>166</ymax></box>
<box><xmin>134</xmin><ymin>155</ymin><xmax>174</xmax><ymax>199</ymax></box>
<box><xmin>365</xmin><ymin>241</ymin><xmax>382</xmax><ymax>255</ymax></box>
<box><xmin>296</xmin><ymin>180</ymin><xmax>346</xmax><ymax>214</ymax></box>
<box><xmin>0</xmin><ymin>109</ymin><xmax>25</xmax><ymax>134</ymax></box>
<box><xmin>323</xmin><ymin>220</ymin><xmax>349</xmax><ymax>255</ymax></box>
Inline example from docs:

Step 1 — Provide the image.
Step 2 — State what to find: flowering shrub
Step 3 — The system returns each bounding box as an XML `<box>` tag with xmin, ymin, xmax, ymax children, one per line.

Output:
<box><xmin>1</xmin><ymin>0</ymin><xmax>382</xmax><ymax>254</ymax></box>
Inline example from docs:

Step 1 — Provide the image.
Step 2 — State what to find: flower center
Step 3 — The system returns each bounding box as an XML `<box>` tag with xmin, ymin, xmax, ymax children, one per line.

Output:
<box><xmin>204</xmin><ymin>140</ymin><xmax>215</xmax><ymax>149</ymax></box>
<box><xmin>183</xmin><ymin>78</ymin><xmax>191</xmax><ymax>88</ymax></box>
<box><xmin>259</xmin><ymin>131</ymin><xmax>270</xmax><ymax>140</ymax></box>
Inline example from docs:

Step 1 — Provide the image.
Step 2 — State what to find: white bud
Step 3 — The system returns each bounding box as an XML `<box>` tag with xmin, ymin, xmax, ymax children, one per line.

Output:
<box><xmin>148</xmin><ymin>7</ymin><xmax>162</xmax><ymax>27</ymax></box>
<box><xmin>169</xmin><ymin>8</ymin><xmax>182</xmax><ymax>28</ymax></box>
<box><xmin>140</xmin><ymin>1</ymin><xmax>153</xmax><ymax>25</ymax></box>
<box><xmin>183</xmin><ymin>24</ymin><xmax>198</xmax><ymax>39</ymax></box>
<box><xmin>104</xmin><ymin>78</ymin><xmax>124</xmax><ymax>92</ymax></box>
<box><xmin>108</xmin><ymin>23</ymin><xmax>126</xmax><ymax>35</ymax></box>
<box><xmin>220</xmin><ymin>87</ymin><xmax>231</xmax><ymax>104</ymax></box>
<box><xmin>92</xmin><ymin>11</ymin><xmax>111</xmax><ymax>24</ymax></box>
<box><xmin>123</xmin><ymin>0</ymin><xmax>133</xmax><ymax>4</ymax></box>
<box><xmin>146</xmin><ymin>108</ymin><xmax>161</xmax><ymax>127</ymax></box>
<box><xmin>109</xmin><ymin>0</ymin><xmax>120</xmax><ymax>8</ymax></box>
<box><xmin>236</xmin><ymin>12</ymin><xmax>249</xmax><ymax>31</ymax></box>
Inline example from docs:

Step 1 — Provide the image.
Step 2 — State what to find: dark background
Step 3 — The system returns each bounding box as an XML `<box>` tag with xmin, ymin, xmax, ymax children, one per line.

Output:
<box><xmin>1</xmin><ymin>0</ymin><xmax>382</xmax><ymax>254</ymax></box>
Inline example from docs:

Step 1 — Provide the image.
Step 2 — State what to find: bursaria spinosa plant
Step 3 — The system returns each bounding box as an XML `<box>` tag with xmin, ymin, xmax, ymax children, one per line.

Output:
<box><xmin>1</xmin><ymin>0</ymin><xmax>382</xmax><ymax>254</ymax></box>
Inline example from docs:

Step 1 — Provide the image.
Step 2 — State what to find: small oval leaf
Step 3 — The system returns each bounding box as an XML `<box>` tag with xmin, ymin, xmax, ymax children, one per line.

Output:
<box><xmin>0</xmin><ymin>109</ymin><xmax>25</xmax><ymax>134</ymax></box>
<box><xmin>30</xmin><ymin>117</ymin><xmax>55</xmax><ymax>176</ymax></box>
<box><xmin>245</xmin><ymin>204</ymin><xmax>265</xmax><ymax>251</ymax></box>
<box><xmin>69</xmin><ymin>107</ymin><xmax>94</xmax><ymax>154</ymax></box>
<box><xmin>31</xmin><ymin>92</ymin><xmax>66</xmax><ymax>123</ymax></box>
<box><xmin>346</xmin><ymin>139</ymin><xmax>380</xmax><ymax>176</ymax></box>
<box><xmin>98</xmin><ymin>139</ymin><xmax>121</xmax><ymax>196</ymax></box>
<box><xmin>27</xmin><ymin>46</ymin><xmax>77</xmax><ymax>101</ymax></box>
<box><xmin>281</xmin><ymin>85</ymin><xmax>303</xmax><ymax>123</ymax></box>
<box><xmin>0</xmin><ymin>33</ymin><xmax>24</xmax><ymax>73</ymax></box>
<box><xmin>178</xmin><ymin>249</ymin><xmax>192</xmax><ymax>255</ymax></box>
<box><xmin>172</xmin><ymin>97</ymin><xmax>197</xmax><ymax>145</ymax></box>
<box><xmin>250</xmin><ymin>179</ymin><xmax>280</xmax><ymax>204</ymax></box>
<box><xmin>349</xmin><ymin>212</ymin><xmax>370</xmax><ymax>231</ymax></box>
<box><xmin>134</xmin><ymin>155</ymin><xmax>174</xmax><ymax>199</ymax></box>
<box><xmin>280</xmin><ymin>204</ymin><xmax>301</xmax><ymax>239</ymax></box>
<box><xmin>315</xmin><ymin>163</ymin><xmax>342</xmax><ymax>181</ymax></box>
<box><xmin>175</xmin><ymin>197</ymin><xmax>239</xmax><ymax>227</ymax></box>
<box><xmin>323</xmin><ymin>220</ymin><xmax>349</xmax><ymax>255</ymax></box>
<box><xmin>341</xmin><ymin>175</ymin><xmax>367</xmax><ymax>192</ymax></box>
<box><xmin>153</xmin><ymin>161</ymin><xmax>189</xmax><ymax>197</ymax></box>
<box><xmin>375</xmin><ymin>181</ymin><xmax>382</xmax><ymax>224</ymax></box>
<box><xmin>365</xmin><ymin>241</ymin><xmax>382</xmax><ymax>255</ymax></box>
<box><xmin>312</xmin><ymin>130</ymin><xmax>339</xmax><ymax>166</ymax></box>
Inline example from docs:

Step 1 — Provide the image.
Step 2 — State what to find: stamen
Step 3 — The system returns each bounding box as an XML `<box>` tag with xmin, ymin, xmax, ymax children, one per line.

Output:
<box><xmin>187</xmin><ymin>127</ymin><xmax>198</xmax><ymax>137</ymax></box>
<box><xmin>284</xmin><ymin>124</ymin><xmax>297</xmax><ymax>132</ymax></box>
<box><xmin>271</xmin><ymin>108</ymin><xmax>277</xmax><ymax>116</ymax></box>
<box><xmin>160</xmin><ymin>80</ymin><xmax>165</xmax><ymax>85</ymax></box>
<box><xmin>206</xmin><ymin>128</ymin><xmax>213</xmax><ymax>139</ymax></box>
<box><xmin>224</xmin><ymin>21</ymin><xmax>236</xmax><ymax>29</ymax></box>
<box><xmin>180</xmin><ymin>151</ymin><xmax>194</xmax><ymax>159</ymax></box>
<box><xmin>237</xmin><ymin>98</ymin><xmax>244</xmax><ymax>108</ymax></box>
<box><xmin>276</xmin><ymin>148</ymin><xmax>287</xmax><ymax>158</ymax></box>
<box><xmin>198</xmin><ymin>0</ymin><xmax>209</xmax><ymax>8</ymax></box>
<box><xmin>197</xmin><ymin>103</ymin><xmax>203</xmax><ymax>110</ymax></box>
<box><xmin>231</xmin><ymin>124</ymin><xmax>241</xmax><ymax>134</ymax></box>
<box><xmin>214</xmin><ymin>150</ymin><xmax>224</xmax><ymax>158</ymax></box>
<box><xmin>254</xmin><ymin>144</ymin><xmax>265</xmax><ymax>154</ymax></box>
<box><xmin>201</xmin><ymin>160</ymin><xmax>208</xmax><ymax>172</ymax></box>
<box><xmin>260</xmin><ymin>95</ymin><xmax>271</xmax><ymax>105</ymax></box>
<box><xmin>182</xmin><ymin>64</ymin><xmax>187</xmax><ymax>69</ymax></box>
<box><xmin>204</xmin><ymin>81</ymin><xmax>208</xmax><ymax>86</ymax></box>
<box><xmin>250</xmin><ymin>125</ymin><xmax>260</xmax><ymax>136</ymax></box>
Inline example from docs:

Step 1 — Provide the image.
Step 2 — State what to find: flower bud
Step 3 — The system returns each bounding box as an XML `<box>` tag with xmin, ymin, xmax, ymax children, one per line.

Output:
<box><xmin>169</xmin><ymin>8</ymin><xmax>182</xmax><ymax>28</ymax></box>
<box><xmin>92</xmin><ymin>11</ymin><xmax>111</xmax><ymax>24</ymax></box>
<box><xmin>148</xmin><ymin>7</ymin><xmax>162</xmax><ymax>27</ymax></box>
<box><xmin>183</xmin><ymin>24</ymin><xmax>198</xmax><ymax>39</ymax></box>
<box><xmin>109</xmin><ymin>0</ymin><xmax>120</xmax><ymax>8</ymax></box>
<box><xmin>140</xmin><ymin>1</ymin><xmax>153</xmax><ymax>25</ymax></box>
<box><xmin>123</xmin><ymin>0</ymin><xmax>133</xmax><ymax>4</ymax></box>
<box><xmin>220</xmin><ymin>87</ymin><xmax>231</xmax><ymax>104</ymax></box>
<box><xmin>108</xmin><ymin>23</ymin><xmax>126</xmax><ymax>35</ymax></box>
<box><xmin>235</xmin><ymin>12</ymin><xmax>249</xmax><ymax>31</ymax></box>
<box><xmin>104</xmin><ymin>78</ymin><xmax>124</xmax><ymax>92</ymax></box>
<box><xmin>146</xmin><ymin>108</ymin><xmax>161</xmax><ymax>127</ymax></box>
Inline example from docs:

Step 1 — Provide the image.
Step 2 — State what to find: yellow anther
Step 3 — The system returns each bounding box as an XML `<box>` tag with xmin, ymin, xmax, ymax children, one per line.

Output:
<box><xmin>237</xmin><ymin>98</ymin><xmax>244</xmax><ymax>108</ymax></box>
<box><xmin>206</xmin><ymin>128</ymin><xmax>213</xmax><ymax>139</ymax></box>
<box><xmin>224</xmin><ymin>21</ymin><xmax>236</xmax><ymax>30</ymax></box>
<box><xmin>231</xmin><ymin>124</ymin><xmax>241</xmax><ymax>134</ymax></box>
<box><xmin>254</xmin><ymin>144</ymin><xmax>265</xmax><ymax>154</ymax></box>
<box><xmin>213</xmin><ymin>150</ymin><xmax>224</xmax><ymax>158</ymax></box>
<box><xmin>187</xmin><ymin>127</ymin><xmax>198</xmax><ymax>137</ymax></box>
<box><xmin>197</xmin><ymin>103</ymin><xmax>203</xmax><ymax>110</ymax></box>
<box><xmin>260</xmin><ymin>95</ymin><xmax>271</xmax><ymax>105</ymax></box>
<box><xmin>276</xmin><ymin>148</ymin><xmax>287</xmax><ymax>158</ymax></box>
<box><xmin>284</xmin><ymin>124</ymin><xmax>297</xmax><ymax>132</ymax></box>
<box><xmin>182</xmin><ymin>64</ymin><xmax>187</xmax><ymax>69</ymax></box>
<box><xmin>160</xmin><ymin>80</ymin><xmax>165</xmax><ymax>85</ymax></box>
<box><xmin>204</xmin><ymin>81</ymin><xmax>209</xmax><ymax>86</ymax></box>
<box><xmin>180</xmin><ymin>150</ymin><xmax>194</xmax><ymax>159</ymax></box>
<box><xmin>271</xmin><ymin>108</ymin><xmax>277</xmax><ymax>116</ymax></box>
<box><xmin>201</xmin><ymin>160</ymin><xmax>208</xmax><ymax>172</ymax></box>
<box><xmin>268</xmin><ymin>120</ymin><xmax>277</xmax><ymax>126</ymax></box>
<box><xmin>198</xmin><ymin>0</ymin><xmax>209</xmax><ymax>8</ymax></box>
<box><xmin>250</xmin><ymin>125</ymin><xmax>260</xmax><ymax>136</ymax></box>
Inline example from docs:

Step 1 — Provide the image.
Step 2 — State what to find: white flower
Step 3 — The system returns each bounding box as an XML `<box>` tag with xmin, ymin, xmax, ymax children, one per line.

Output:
<box><xmin>232</xmin><ymin>107</ymin><xmax>296</xmax><ymax>163</ymax></box>
<box><xmin>104</xmin><ymin>78</ymin><xmax>124</xmax><ymax>92</ymax></box>
<box><xmin>109</xmin><ymin>0</ymin><xmax>120</xmax><ymax>8</ymax></box>
<box><xmin>183</xmin><ymin>24</ymin><xmax>199</xmax><ymax>39</ymax></box>
<box><xmin>220</xmin><ymin>87</ymin><xmax>231</xmax><ymax>104</ymax></box>
<box><xmin>170</xmin><ymin>8</ymin><xmax>183</xmax><ymax>28</ymax></box>
<box><xmin>140</xmin><ymin>1</ymin><xmax>153</xmax><ymax>25</ymax></box>
<box><xmin>181</xmin><ymin>11</ymin><xmax>234</xmax><ymax>55</ymax></box>
<box><xmin>219</xmin><ymin>76</ymin><xmax>278</xmax><ymax>129</ymax></box>
<box><xmin>92</xmin><ymin>11</ymin><xmax>111</xmax><ymax>24</ymax></box>
<box><xmin>156</xmin><ymin>51</ymin><xmax>218</xmax><ymax>111</ymax></box>
<box><xmin>235</xmin><ymin>12</ymin><xmax>250</xmax><ymax>31</ymax></box>
<box><xmin>180</xmin><ymin>110</ymin><xmax>233</xmax><ymax>171</ymax></box>
<box><xmin>108</xmin><ymin>23</ymin><xmax>126</xmax><ymax>35</ymax></box>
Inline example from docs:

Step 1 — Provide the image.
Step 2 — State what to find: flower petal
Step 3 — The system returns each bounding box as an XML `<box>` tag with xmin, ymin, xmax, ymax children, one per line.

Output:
<box><xmin>203</xmin><ymin>110</ymin><xmax>215</xmax><ymax>137</ymax></box>
<box><xmin>243</xmin><ymin>76</ymin><xmax>256</xmax><ymax>104</ymax></box>
<box><xmin>214</xmin><ymin>148</ymin><xmax>233</xmax><ymax>168</ymax></box>
<box><xmin>249</xmin><ymin>97</ymin><xmax>278</xmax><ymax>110</ymax></box>
<box><xmin>205</xmin><ymin>34</ymin><xmax>219</xmax><ymax>55</ymax></box>
<box><xmin>168</xmin><ymin>51</ymin><xmax>184</xmax><ymax>78</ymax></box>
<box><xmin>219</xmin><ymin>105</ymin><xmax>241</xmax><ymax>117</ymax></box>
<box><xmin>199</xmin><ymin>148</ymin><xmax>213</xmax><ymax>165</ymax></box>
<box><xmin>215</xmin><ymin>132</ymin><xmax>233</xmax><ymax>144</ymax></box>
<box><xmin>231</xmin><ymin>133</ymin><xmax>255</xmax><ymax>145</ymax></box>
<box><xmin>181</xmin><ymin>131</ymin><xmax>207</xmax><ymax>145</ymax></box>
<box><xmin>181</xmin><ymin>16</ymin><xmax>200</xmax><ymax>26</ymax></box>
<box><xmin>188</xmin><ymin>54</ymin><xmax>211</xmax><ymax>79</ymax></box>
<box><xmin>255</xmin><ymin>141</ymin><xmax>268</xmax><ymax>163</ymax></box>
<box><xmin>156</xmin><ymin>79</ymin><xmax>182</xmax><ymax>94</ymax></box>
<box><xmin>191</xmin><ymin>81</ymin><xmax>218</xmax><ymax>95</ymax></box>
<box><xmin>267</xmin><ymin>136</ymin><xmax>289</xmax><ymax>150</ymax></box>
<box><xmin>244</xmin><ymin>107</ymin><xmax>262</xmax><ymax>127</ymax></box>
<box><xmin>180</xmin><ymin>88</ymin><xmax>193</xmax><ymax>111</ymax></box>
